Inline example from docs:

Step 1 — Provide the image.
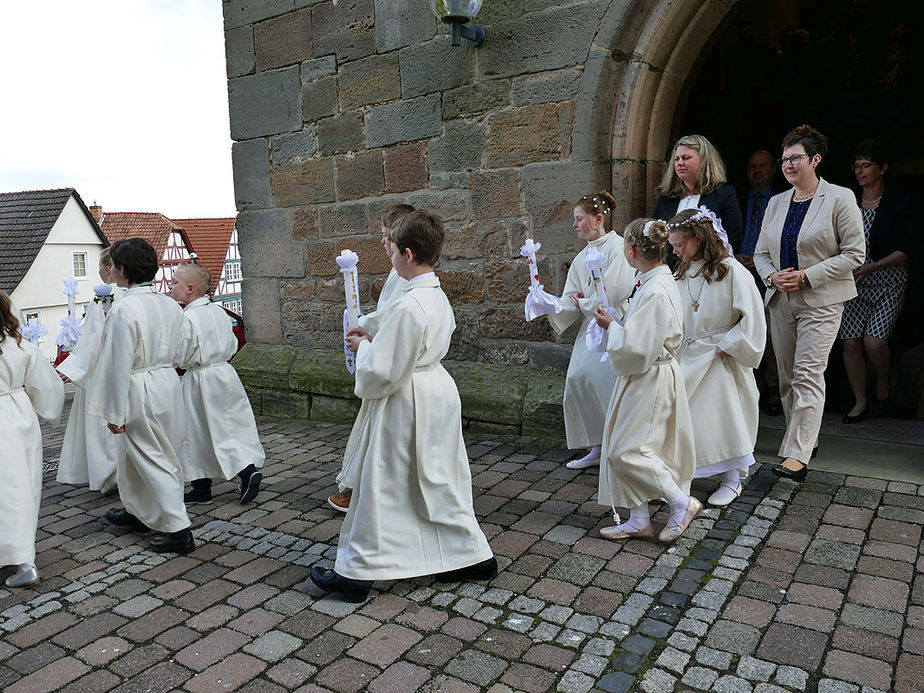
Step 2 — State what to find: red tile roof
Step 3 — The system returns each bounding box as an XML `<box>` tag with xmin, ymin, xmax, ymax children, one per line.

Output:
<box><xmin>100</xmin><ymin>212</ymin><xmax>188</xmax><ymax>260</ymax></box>
<box><xmin>172</xmin><ymin>218</ymin><xmax>235</xmax><ymax>294</ymax></box>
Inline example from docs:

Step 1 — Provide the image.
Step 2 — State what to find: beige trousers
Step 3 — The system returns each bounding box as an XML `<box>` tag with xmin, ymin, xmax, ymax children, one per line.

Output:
<box><xmin>768</xmin><ymin>291</ymin><xmax>844</xmax><ymax>464</ymax></box>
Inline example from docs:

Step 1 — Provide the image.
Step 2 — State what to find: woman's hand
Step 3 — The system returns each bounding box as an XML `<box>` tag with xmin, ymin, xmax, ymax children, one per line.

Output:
<box><xmin>594</xmin><ymin>307</ymin><xmax>614</xmax><ymax>329</ymax></box>
<box><xmin>107</xmin><ymin>423</ymin><xmax>125</xmax><ymax>435</ymax></box>
<box><xmin>773</xmin><ymin>268</ymin><xmax>805</xmax><ymax>293</ymax></box>
<box><xmin>571</xmin><ymin>291</ymin><xmax>584</xmax><ymax>307</ymax></box>
<box><xmin>59</xmin><ymin>373</ymin><xmax>71</xmax><ymax>384</ymax></box>
<box><xmin>345</xmin><ymin>332</ymin><xmax>371</xmax><ymax>354</ymax></box>
<box><xmin>853</xmin><ymin>262</ymin><xmax>877</xmax><ymax>285</ymax></box>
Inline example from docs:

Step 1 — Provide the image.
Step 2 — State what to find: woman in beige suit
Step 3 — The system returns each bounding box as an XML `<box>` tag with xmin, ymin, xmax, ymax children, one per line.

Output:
<box><xmin>753</xmin><ymin>125</ymin><xmax>864</xmax><ymax>480</ymax></box>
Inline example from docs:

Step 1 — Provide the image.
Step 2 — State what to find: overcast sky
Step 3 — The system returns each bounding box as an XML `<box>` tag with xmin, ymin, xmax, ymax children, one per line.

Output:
<box><xmin>0</xmin><ymin>0</ymin><xmax>235</xmax><ymax>218</ymax></box>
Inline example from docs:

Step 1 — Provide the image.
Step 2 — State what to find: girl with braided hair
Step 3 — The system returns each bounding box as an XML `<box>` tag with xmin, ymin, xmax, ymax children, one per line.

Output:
<box><xmin>668</xmin><ymin>208</ymin><xmax>766</xmax><ymax>506</ymax></box>
<box><xmin>594</xmin><ymin>219</ymin><xmax>698</xmax><ymax>543</ymax></box>
<box><xmin>547</xmin><ymin>191</ymin><xmax>635</xmax><ymax>470</ymax></box>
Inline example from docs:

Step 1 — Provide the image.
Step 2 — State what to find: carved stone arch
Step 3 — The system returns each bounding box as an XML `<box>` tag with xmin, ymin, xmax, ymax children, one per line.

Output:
<box><xmin>571</xmin><ymin>0</ymin><xmax>740</xmax><ymax>227</ymax></box>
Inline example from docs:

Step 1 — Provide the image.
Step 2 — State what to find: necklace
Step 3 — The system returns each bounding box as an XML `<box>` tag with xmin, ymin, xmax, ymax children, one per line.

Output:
<box><xmin>792</xmin><ymin>190</ymin><xmax>815</xmax><ymax>202</ymax></box>
<box><xmin>687</xmin><ymin>274</ymin><xmax>707</xmax><ymax>312</ymax></box>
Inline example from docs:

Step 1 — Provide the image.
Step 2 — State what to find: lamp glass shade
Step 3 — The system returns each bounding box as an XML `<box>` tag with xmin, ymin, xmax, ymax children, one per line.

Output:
<box><xmin>429</xmin><ymin>0</ymin><xmax>483</xmax><ymax>20</ymax></box>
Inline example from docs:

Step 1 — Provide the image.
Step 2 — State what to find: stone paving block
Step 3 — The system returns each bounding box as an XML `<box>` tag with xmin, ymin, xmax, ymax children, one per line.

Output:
<box><xmin>776</xmin><ymin>603</ymin><xmax>836</xmax><ymax>632</ymax></box>
<box><xmin>737</xmin><ymin>655</ymin><xmax>777</xmax><ymax>681</ymax></box>
<box><xmin>713</xmin><ymin>675</ymin><xmax>755</xmax><ymax>692</ymax></box>
<box><xmin>6</xmin><ymin>641</ymin><xmax>66</xmax><ymax>676</ymax></box>
<box><xmin>639</xmin><ymin>668</ymin><xmax>677</xmax><ymax>692</ymax></box>
<box><xmin>267</xmin><ymin>657</ymin><xmax>317</xmax><ymax>688</ymax></box>
<box><xmin>774</xmin><ymin>665</ymin><xmax>809</xmax><ymax>689</ymax></box>
<box><xmin>74</xmin><ymin>635</ymin><xmax>131</xmax><ymax>667</ymax></box>
<box><xmin>682</xmin><ymin>666</ymin><xmax>720</xmax><ymax>690</ymax></box>
<box><xmin>840</xmin><ymin>603</ymin><xmax>904</xmax><ymax>637</ymax></box>
<box><xmin>557</xmin><ymin>670</ymin><xmax>594</xmax><ymax>693</ymax></box>
<box><xmin>501</xmin><ymin>661</ymin><xmax>558</xmax><ymax>693</ymax></box>
<box><xmin>847</xmin><ymin>573</ymin><xmax>909</xmax><ymax>612</ymax></box>
<box><xmin>705</xmin><ymin>619</ymin><xmax>761</xmax><ymax>655</ymax></box>
<box><xmin>174</xmin><ymin>627</ymin><xmax>251</xmax><ymax>672</ymax></box>
<box><xmin>5</xmin><ymin>656</ymin><xmax>89</xmax><ymax>693</ymax></box>
<box><xmin>758</xmin><ymin>623</ymin><xmax>829</xmax><ymax>669</ymax></box>
<box><xmin>244</xmin><ymin>629</ymin><xmax>302</xmax><ymax>662</ymax></box>
<box><xmin>184</xmin><ymin>652</ymin><xmax>266</xmax><ymax>693</ymax></box>
<box><xmin>895</xmin><ymin>653</ymin><xmax>924</xmax><ymax>692</ymax></box>
<box><xmin>445</xmin><ymin>649</ymin><xmax>508</xmax><ymax>686</ymax></box>
<box><xmin>348</xmin><ymin>623</ymin><xmax>423</xmax><ymax>667</ymax></box>
<box><xmin>822</xmin><ymin>649</ymin><xmax>893</xmax><ymax>690</ymax></box>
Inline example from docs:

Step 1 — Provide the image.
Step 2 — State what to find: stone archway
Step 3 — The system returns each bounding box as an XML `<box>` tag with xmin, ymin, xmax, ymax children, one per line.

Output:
<box><xmin>571</xmin><ymin>0</ymin><xmax>740</xmax><ymax>227</ymax></box>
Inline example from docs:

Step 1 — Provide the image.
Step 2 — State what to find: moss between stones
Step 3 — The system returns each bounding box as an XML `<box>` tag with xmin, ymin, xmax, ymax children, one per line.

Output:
<box><xmin>232</xmin><ymin>343</ymin><xmax>567</xmax><ymax>438</ymax></box>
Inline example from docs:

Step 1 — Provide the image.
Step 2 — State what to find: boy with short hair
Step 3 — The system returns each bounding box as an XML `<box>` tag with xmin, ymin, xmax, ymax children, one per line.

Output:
<box><xmin>327</xmin><ymin>202</ymin><xmax>415</xmax><ymax>512</ymax></box>
<box><xmin>311</xmin><ymin>209</ymin><xmax>496</xmax><ymax>602</ymax></box>
<box><xmin>170</xmin><ymin>263</ymin><xmax>264</xmax><ymax>504</ymax></box>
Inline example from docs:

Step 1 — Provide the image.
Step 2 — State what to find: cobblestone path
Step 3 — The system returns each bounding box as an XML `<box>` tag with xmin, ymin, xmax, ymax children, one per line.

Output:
<box><xmin>2</xmin><ymin>414</ymin><xmax>922</xmax><ymax>692</ymax></box>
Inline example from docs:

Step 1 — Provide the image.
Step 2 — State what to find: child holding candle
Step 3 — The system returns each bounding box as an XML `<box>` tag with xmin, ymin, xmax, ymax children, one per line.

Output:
<box><xmin>547</xmin><ymin>191</ymin><xmax>635</xmax><ymax>470</ymax></box>
<box><xmin>0</xmin><ymin>290</ymin><xmax>64</xmax><ymax>587</ymax></box>
<box><xmin>594</xmin><ymin>218</ymin><xmax>698</xmax><ymax>543</ymax></box>
<box><xmin>311</xmin><ymin>209</ymin><xmax>495</xmax><ymax>602</ymax></box>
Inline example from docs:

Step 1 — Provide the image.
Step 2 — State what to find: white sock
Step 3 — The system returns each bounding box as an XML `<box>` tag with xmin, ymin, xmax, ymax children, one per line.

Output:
<box><xmin>615</xmin><ymin>503</ymin><xmax>651</xmax><ymax>531</ymax></box>
<box><xmin>667</xmin><ymin>492</ymin><xmax>691</xmax><ymax>525</ymax></box>
<box><xmin>574</xmin><ymin>446</ymin><xmax>601</xmax><ymax>464</ymax></box>
<box><xmin>722</xmin><ymin>470</ymin><xmax>740</xmax><ymax>487</ymax></box>
<box><xmin>16</xmin><ymin>561</ymin><xmax>35</xmax><ymax>573</ymax></box>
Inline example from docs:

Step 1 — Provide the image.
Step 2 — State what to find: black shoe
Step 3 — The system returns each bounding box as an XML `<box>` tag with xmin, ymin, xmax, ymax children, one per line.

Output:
<box><xmin>435</xmin><ymin>556</ymin><xmax>498</xmax><ymax>584</ymax></box>
<box><xmin>184</xmin><ymin>487</ymin><xmax>214</xmax><ymax>505</ymax></box>
<box><xmin>149</xmin><ymin>528</ymin><xmax>195</xmax><ymax>554</ymax></box>
<box><xmin>842</xmin><ymin>407</ymin><xmax>869</xmax><ymax>424</ymax></box>
<box><xmin>309</xmin><ymin>567</ymin><xmax>372</xmax><ymax>603</ymax></box>
<box><xmin>771</xmin><ymin>463</ymin><xmax>807</xmax><ymax>482</ymax></box>
<box><xmin>104</xmin><ymin>508</ymin><xmax>148</xmax><ymax>532</ymax></box>
<box><xmin>239</xmin><ymin>471</ymin><xmax>262</xmax><ymax>504</ymax></box>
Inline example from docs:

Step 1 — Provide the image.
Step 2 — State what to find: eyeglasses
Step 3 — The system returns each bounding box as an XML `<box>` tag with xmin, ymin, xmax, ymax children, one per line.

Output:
<box><xmin>852</xmin><ymin>162</ymin><xmax>877</xmax><ymax>171</ymax></box>
<box><xmin>778</xmin><ymin>154</ymin><xmax>810</xmax><ymax>167</ymax></box>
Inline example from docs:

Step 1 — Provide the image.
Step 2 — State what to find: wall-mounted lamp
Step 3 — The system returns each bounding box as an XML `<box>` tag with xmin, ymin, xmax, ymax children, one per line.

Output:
<box><xmin>429</xmin><ymin>0</ymin><xmax>485</xmax><ymax>47</ymax></box>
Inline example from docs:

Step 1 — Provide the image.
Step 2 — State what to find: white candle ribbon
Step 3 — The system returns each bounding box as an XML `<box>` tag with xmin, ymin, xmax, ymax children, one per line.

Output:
<box><xmin>56</xmin><ymin>277</ymin><xmax>83</xmax><ymax>350</ymax></box>
<box><xmin>519</xmin><ymin>238</ymin><xmax>562</xmax><ymax>321</ymax></box>
<box><xmin>336</xmin><ymin>250</ymin><xmax>362</xmax><ymax>374</ymax></box>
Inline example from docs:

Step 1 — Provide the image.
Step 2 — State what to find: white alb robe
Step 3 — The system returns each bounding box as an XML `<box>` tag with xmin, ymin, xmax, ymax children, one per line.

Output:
<box><xmin>335</xmin><ymin>274</ymin><xmax>493</xmax><ymax>581</ymax></box>
<box><xmin>676</xmin><ymin>258</ymin><xmax>766</xmax><ymax>475</ymax></box>
<box><xmin>176</xmin><ymin>296</ymin><xmax>264</xmax><ymax>481</ymax></box>
<box><xmin>599</xmin><ymin>265</ymin><xmax>695</xmax><ymax>509</ymax></box>
<box><xmin>86</xmin><ymin>285</ymin><xmax>190</xmax><ymax>533</ymax></box>
<box><xmin>548</xmin><ymin>232</ymin><xmax>635</xmax><ymax>448</ymax></box>
<box><xmin>338</xmin><ymin>267</ymin><xmax>409</xmax><ymax>492</ymax></box>
<box><xmin>57</xmin><ymin>285</ymin><xmax>126</xmax><ymax>491</ymax></box>
<box><xmin>0</xmin><ymin>337</ymin><xmax>64</xmax><ymax>564</ymax></box>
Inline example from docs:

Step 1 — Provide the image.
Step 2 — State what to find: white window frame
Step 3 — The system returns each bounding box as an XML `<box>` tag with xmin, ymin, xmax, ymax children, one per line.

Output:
<box><xmin>24</xmin><ymin>310</ymin><xmax>46</xmax><ymax>343</ymax></box>
<box><xmin>72</xmin><ymin>252</ymin><xmax>88</xmax><ymax>279</ymax></box>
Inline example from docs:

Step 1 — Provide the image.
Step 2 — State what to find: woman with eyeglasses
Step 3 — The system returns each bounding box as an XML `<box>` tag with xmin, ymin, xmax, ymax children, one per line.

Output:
<box><xmin>753</xmin><ymin>124</ymin><xmax>865</xmax><ymax>481</ymax></box>
<box><xmin>838</xmin><ymin>139</ymin><xmax>912</xmax><ymax>422</ymax></box>
<box><xmin>654</xmin><ymin>135</ymin><xmax>744</xmax><ymax>261</ymax></box>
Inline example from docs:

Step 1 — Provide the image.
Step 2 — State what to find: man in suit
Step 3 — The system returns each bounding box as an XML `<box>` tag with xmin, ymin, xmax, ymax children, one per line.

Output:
<box><xmin>737</xmin><ymin>149</ymin><xmax>782</xmax><ymax>414</ymax></box>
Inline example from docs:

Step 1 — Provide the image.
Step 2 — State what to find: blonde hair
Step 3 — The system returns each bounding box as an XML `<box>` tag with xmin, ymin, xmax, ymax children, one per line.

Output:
<box><xmin>668</xmin><ymin>209</ymin><xmax>730</xmax><ymax>282</ymax></box>
<box><xmin>624</xmin><ymin>218</ymin><xmax>669</xmax><ymax>263</ymax></box>
<box><xmin>175</xmin><ymin>263</ymin><xmax>212</xmax><ymax>296</ymax></box>
<box><xmin>99</xmin><ymin>247</ymin><xmax>112</xmax><ymax>266</ymax></box>
<box><xmin>657</xmin><ymin>134</ymin><xmax>728</xmax><ymax>198</ymax></box>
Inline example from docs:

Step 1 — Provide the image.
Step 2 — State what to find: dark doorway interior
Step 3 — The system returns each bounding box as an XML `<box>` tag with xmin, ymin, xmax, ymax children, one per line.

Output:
<box><xmin>674</xmin><ymin>0</ymin><xmax>923</xmax><ymax>418</ymax></box>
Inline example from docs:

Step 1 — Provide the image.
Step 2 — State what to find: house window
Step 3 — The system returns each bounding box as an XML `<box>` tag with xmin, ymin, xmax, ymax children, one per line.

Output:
<box><xmin>24</xmin><ymin>311</ymin><xmax>46</xmax><ymax>343</ymax></box>
<box><xmin>228</xmin><ymin>262</ymin><xmax>241</xmax><ymax>282</ymax></box>
<box><xmin>73</xmin><ymin>252</ymin><xmax>88</xmax><ymax>279</ymax></box>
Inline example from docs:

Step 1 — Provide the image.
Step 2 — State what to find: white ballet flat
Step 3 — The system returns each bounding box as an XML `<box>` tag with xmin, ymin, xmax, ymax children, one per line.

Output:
<box><xmin>600</xmin><ymin>523</ymin><xmax>657</xmax><ymax>541</ymax></box>
<box><xmin>5</xmin><ymin>566</ymin><xmax>39</xmax><ymax>588</ymax></box>
<box><xmin>566</xmin><ymin>457</ymin><xmax>601</xmax><ymax>470</ymax></box>
<box><xmin>707</xmin><ymin>482</ymin><xmax>742</xmax><ymax>507</ymax></box>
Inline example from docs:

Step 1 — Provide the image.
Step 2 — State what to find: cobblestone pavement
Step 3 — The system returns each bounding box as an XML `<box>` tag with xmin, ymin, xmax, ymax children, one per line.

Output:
<box><xmin>4</xmin><ymin>410</ymin><xmax>923</xmax><ymax>692</ymax></box>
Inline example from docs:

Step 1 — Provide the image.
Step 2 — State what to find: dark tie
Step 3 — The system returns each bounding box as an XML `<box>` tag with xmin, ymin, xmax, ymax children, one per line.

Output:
<box><xmin>742</xmin><ymin>192</ymin><xmax>762</xmax><ymax>255</ymax></box>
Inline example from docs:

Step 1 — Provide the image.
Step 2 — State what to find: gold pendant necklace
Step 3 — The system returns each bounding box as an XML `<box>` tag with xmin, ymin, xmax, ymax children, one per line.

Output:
<box><xmin>688</xmin><ymin>275</ymin><xmax>706</xmax><ymax>312</ymax></box>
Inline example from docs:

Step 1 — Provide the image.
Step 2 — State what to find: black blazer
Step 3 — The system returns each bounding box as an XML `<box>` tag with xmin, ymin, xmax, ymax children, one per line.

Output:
<box><xmin>858</xmin><ymin>187</ymin><xmax>913</xmax><ymax>261</ymax></box>
<box><xmin>653</xmin><ymin>183</ymin><xmax>744</xmax><ymax>252</ymax></box>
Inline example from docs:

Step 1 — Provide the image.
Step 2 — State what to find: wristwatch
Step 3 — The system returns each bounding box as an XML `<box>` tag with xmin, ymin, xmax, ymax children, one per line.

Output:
<box><xmin>765</xmin><ymin>272</ymin><xmax>775</xmax><ymax>288</ymax></box>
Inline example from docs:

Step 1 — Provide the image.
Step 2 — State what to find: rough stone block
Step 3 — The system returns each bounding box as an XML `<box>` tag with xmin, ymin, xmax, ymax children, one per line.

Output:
<box><xmin>522</xmin><ymin>161</ymin><xmax>609</xmax><ymax>235</ymax></box>
<box><xmin>254</xmin><ymin>7</ymin><xmax>312</xmax><ymax>72</ymax></box>
<box><xmin>521</xmin><ymin>373</ymin><xmax>565</xmax><ymax>439</ymax></box>
<box><xmin>271</xmin><ymin>157</ymin><xmax>336</xmax><ymax>206</ymax></box>
<box><xmin>317</xmin><ymin>112</ymin><xmax>365</xmax><ymax>155</ymax></box>
<box><xmin>305</xmin><ymin>240</ymin><xmax>338</xmax><ymax>276</ymax></box>
<box><xmin>437</xmin><ymin>269</ymin><xmax>484</xmax><ymax>303</ymax></box>
<box><xmin>365</xmin><ymin>94</ymin><xmax>441</xmax><ymax>148</ymax></box>
<box><xmin>281</xmin><ymin>279</ymin><xmax>318</xmax><ymax>301</ymax></box>
<box><xmin>301</xmin><ymin>76</ymin><xmax>338</xmax><ymax>124</ymax></box>
<box><xmin>232</xmin><ymin>344</ymin><xmax>297</xmax><ymax>390</ymax></box>
<box><xmin>300</xmin><ymin>55</ymin><xmax>337</xmax><ymax>81</ymax></box>
<box><xmin>486</xmin><ymin>104</ymin><xmax>561</xmax><ymax>168</ymax></box>
<box><xmin>512</xmin><ymin>69</ymin><xmax>582</xmax><ymax>105</ymax></box>
<box><xmin>225</xmin><ymin>25</ymin><xmax>254</xmax><ymax>79</ymax></box>
<box><xmin>471</xmin><ymin>169</ymin><xmax>521</xmax><ymax>219</ymax></box>
<box><xmin>281</xmin><ymin>302</ymin><xmax>344</xmax><ymax>350</ymax></box>
<box><xmin>317</xmin><ymin>202</ymin><xmax>370</xmax><ymax>239</ymax></box>
<box><xmin>445</xmin><ymin>362</ymin><xmax>528</xmax><ymax>425</ymax></box>
<box><xmin>239</xmin><ymin>278</ymin><xmax>283</xmax><ymax>344</ymax></box>
<box><xmin>384</xmin><ymin>141</ymin><xmax>428</xmax><ymax>193</ymax></box>
<box><xmin>238</xmin><ymin>208</ymin><xmax>304</xmax><ymax>277</ymax></box>
<box><xmin>444</xmin><ymin>81</ymin><xmax>511</xmax><ymax>119</ymax></box>
<box><xmin>337</xmin><ymin>54</ymin><xmax>400</xmax><ymax>110</ymax></box>
<box><xmin>262</xmin><ymin>388</ymin><xmax>311</xmax><ymax>419</ymax></box>
<box><xmin>271</xmin><ymin>128</ymin><xmax>318</xmax><ymax>167</ymax></box>
<box><xmin>232</xmin><ymin>138</ymin><xmax>272</xmax><ymax>210</ymax></box>
<box><xmin>399</xmin><ymin>39</ymin><xmax>474</xmax><ymax>99</ymax></box>
<box><xmin>403</xmin><ymin>188</ymin><xmax>469</xmax><ymax>222</ymax></box>
<box><xmin>336</xmin><ymin>236</ymin><xmax>393</xmax><ymax>275</ymax></box>
<box><xmin>480</xmin><ymin>306</ymin><xmax>554</xmax><ymax>342</ymax></box>
<box><xmin>478</xmin><ymin>3</ymin><xmax>606</xmax><ymax>79</ymax></box>
<box><xmin>229</xmin><ymin>66</ymin><xmax>302</xmax><ymax>140</ymax></box>
<box><xmin>428</xmin><ymin>120</ymin><xmax>485</xmax><ymax>173</ymax></box>
<box><xmin>289</xmin><ymin>350</ymin><xmax>356</xmax><ymax>398</ymax></box>
<box><xmin>291</xmin><ymin>205</ymin><xmax>319</xmax><ymax>240</ymax></box>
<box><xmin>335</xmin><ymin>151</ymin><xmax>385</xmax><ymax>201</ymax></box>
<box><xmin>311</xmin><ymin>394</ymin><xmax>361</xmax><ymax>422</ymax></box>
<box><xmin>312</xmin><ymin>0</ymin><xmax>375</xmax><ymax>62</ymax></box>
<box><xmin>375</xmin><ymin>0</ymin><xmax>436</xmax><ymax>52</ymax></box>
<box><xmin>448</xmin><ymin>308</ymin><xmax>481</xmax><ymax>361</ymax></box>
<box><xmin>224</xmin><ymin>0</ymin><xmax>294</xmax><ymax>30</ymax></box>
<box><xmin>484</xmin><ymin>259</ymin><xmax>526</xmax><ymax>302</ymax></box>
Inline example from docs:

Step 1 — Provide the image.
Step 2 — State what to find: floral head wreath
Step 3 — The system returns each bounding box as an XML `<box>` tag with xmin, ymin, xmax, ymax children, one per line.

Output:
<box><xmin>670</xmin><ymin>206</ymin><xmax>733</xmax><ymax>254</ymax></box>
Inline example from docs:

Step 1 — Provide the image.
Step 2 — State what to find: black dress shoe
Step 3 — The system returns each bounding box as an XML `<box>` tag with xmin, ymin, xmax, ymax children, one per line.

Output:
<box><xmin>149</xmin><ymin>528</ymin><xmax>195</xmax><ymax>554</ymax></box>
<box><xmin>435</xmin><ymin>556</ymin><xmax>499</xmax><ymax>584</ymax></box>
<box><xmin>842</xmin><ymin>407</ymin><xmax>869</xmax><ymax>424</ymax></box>
<box><xmin>771</xmin><ymin>463</ymin><xmax>808</xmax><ymax>482</ymax></box>
<box><xmin>104</xmin><ymin>508</ymin><xmax>148</xmax><ymax>531</ymax></box>
<box><xmin>309</xmin><ymin>567</ymin><xmax>373</xmax><ymax>603</ymax></box>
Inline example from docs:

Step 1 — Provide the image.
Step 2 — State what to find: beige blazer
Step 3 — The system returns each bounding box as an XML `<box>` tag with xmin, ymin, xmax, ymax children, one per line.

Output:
<box><xmin>754</xmin><ymin>178</ymin><xmax>865</xmax><ymax>308</ymax></box>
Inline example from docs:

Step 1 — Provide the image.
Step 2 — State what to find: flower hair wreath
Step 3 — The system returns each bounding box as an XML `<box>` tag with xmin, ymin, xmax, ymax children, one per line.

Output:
<box><xmin>671</xmin><ymin>206</ymin><xmax>733</xmax><ymax>254</ymax></box>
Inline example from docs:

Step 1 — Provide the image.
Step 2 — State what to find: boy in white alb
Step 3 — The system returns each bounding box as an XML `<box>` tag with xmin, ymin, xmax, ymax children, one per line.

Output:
<box><xmin>311</xmin><ymin>210</ymin><xmax>496</xmax><ymax>601</ymax></box>
<box><xmin>170</xmin><ymin>264</ymin><xmax>265</xmax><ymax>504</ymax></box>
<box><xmin>328</xmin><ymin>203</ymin><xmax>414</xmax><ymax>512</ymax></box>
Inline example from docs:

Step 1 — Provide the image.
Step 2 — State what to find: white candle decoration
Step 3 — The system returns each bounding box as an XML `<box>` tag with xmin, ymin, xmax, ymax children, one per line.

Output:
<box><xmin>21</xmin><ymin>316</ymin><xmax>48</xmax><ymax>344</ymax></box>
<box><xmin>582</xmin><ymin>247</ymin><xmax>621</xmax><ymax>355</ymax></box>
<box><xmin>335</xmin><ymin>249</ymin><xmax>363</xmax><ymax>373</ymax></box>
<box><xmin>519</xmin><ymin>238</ymin><xmax>563</xmax><ymax>321</ymax></box>
<box><xmin>56</xmin><ymin>277</ymin><xmax>83</xmax><ymax>350</ymax></box>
